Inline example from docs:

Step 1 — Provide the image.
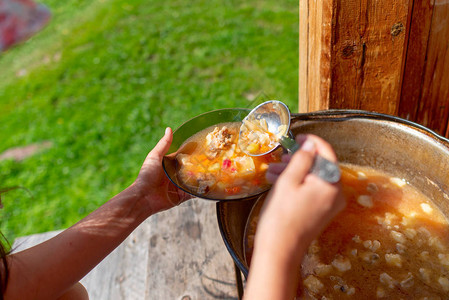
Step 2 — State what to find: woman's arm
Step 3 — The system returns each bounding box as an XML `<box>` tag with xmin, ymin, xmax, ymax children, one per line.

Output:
<box><xmin>244</xmin><ymin>135</ymin><xmax>346</xmax><ymax>300</ymax></box>
<box><xmin>5</xmin><ymin>127</ymin><xmax>187</xmax><ymax>299</ymax></box>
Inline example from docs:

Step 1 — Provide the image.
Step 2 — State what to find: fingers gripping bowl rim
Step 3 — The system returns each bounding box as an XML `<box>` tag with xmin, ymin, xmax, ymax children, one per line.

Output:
<box><xmin>162</xmin><ymin>108</ymin><xmax>278</xmax><ymax>202</ymax></box>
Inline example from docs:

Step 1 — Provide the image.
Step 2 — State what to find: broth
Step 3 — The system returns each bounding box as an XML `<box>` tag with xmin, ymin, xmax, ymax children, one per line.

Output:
<box><xmin>175</xmin><ymin>122</ymin><xmax>282</xmax><ymax>199</ymax></box>
<box><xmin>245</xmin><ymin>164</ymin><xmax>449</xmax><ymax>298</ymax></box>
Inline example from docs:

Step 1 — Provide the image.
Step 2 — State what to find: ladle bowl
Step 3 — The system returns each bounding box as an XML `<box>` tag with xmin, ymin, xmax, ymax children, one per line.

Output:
<box><xmin>239</xmin><ymin>100</ymin><xmax>341</xmax><ymax>183</ymax></box>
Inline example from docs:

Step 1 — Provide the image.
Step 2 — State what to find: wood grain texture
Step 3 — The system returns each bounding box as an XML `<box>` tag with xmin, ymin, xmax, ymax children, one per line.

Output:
<box><xmin>330</xmin><ymin>0</ymin><xmax>410</xmax><ymax>114</ymax></box>
<box><xmin>298</xmin><ymin>0</ymin><xmax>309</xmax><ymax>112</ymax></box>
<box><xmin>146</xmin><ymin>199</ymin><xmax>238</xmax><ymax>300</ymax></box>
<box><xmin>299</xmin><ymin>0</ymin><xmax>449</xmax><ymax>138</ymax></box>
<box><xmin>81</xmin><ymin>223</ymin><xmax>149</xmax><ymax>300</ymax></box>
<box><xmin>12</xmin><ymin>199</ymin><xmax>238</xmax><ymax>300</ymax></box>
<box><xmin>12</xmin><ymin>228</ymin><xmax>149</xmax><ymax>300</ymax></box>
<box><xmin>299</xmin><ymin>0</ymin><xmax>411</xmax><ymax>115</ymax></box>
<box><xmin>398</xmin><ymin>0</ymin><xmax>435</xmax><ymax>121</ymax></box>
<box><xmin>299</xmin><ymin>0</ymin><xmax>334</xmax><ymax>112</ymax></box>
<box><xmin>414</xmin><ymin>1</ymin><xmax>449</xmax><ymax>136</ymax></box>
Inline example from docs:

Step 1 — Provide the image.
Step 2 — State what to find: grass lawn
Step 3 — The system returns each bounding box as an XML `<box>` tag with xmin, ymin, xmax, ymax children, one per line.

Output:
<box><xmin>0</xmin><ymin>0</ymin><xmax>298</xmax><ymax>243</ymax></box>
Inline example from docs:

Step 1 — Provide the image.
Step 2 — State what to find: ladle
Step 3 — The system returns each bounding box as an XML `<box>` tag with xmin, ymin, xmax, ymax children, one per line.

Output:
<box><xmin>238</xmin><ymin>100</ymin><xmax>341</xmax><ymax>183</ymax></box>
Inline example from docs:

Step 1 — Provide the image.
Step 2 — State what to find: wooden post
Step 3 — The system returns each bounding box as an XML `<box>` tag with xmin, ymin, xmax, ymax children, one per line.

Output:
<box><xmin>299</xmin><ymin>0</ymin><xmax>449</xmax><ymax>137</ymax></box>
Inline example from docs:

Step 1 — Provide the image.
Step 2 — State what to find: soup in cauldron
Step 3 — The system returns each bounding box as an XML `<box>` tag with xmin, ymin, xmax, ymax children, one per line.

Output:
<box><xmin>245</xmin><ymin>164</ymin><xmax>449</xmax><ymax>299</ymax></box>
<box><xmin>175</xmin><ymin>122</ymin><xmax>282</xmax><ymax>199</ymax></box>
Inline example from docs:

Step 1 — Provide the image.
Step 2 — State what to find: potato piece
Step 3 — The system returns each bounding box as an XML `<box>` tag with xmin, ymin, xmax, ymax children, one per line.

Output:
<box><xmin>246</xmin><ymin>143</ymin><xmax>259</xmax><ymax>154</ymax></box>
<box><xmin>363</xmin><ymin>240</ymin><xmax>373</xmax><ymax>249</ymax></box>
<box><xmin>400</xmin><ymin>273</ymin><xmax>414</xmax><ymax>288</ymax></box>
<box><xmin>259</xmin><ymin>118</ymin><xmax>268</xmax><ymax>131</ymax></box>
<box><xmin>367</xmin><ymin>182</ymin><xmax>379</xmax><ymax>193</ymax></box>
<box><xmin>390</xmin><ymin>177</ymin><xmax>406</xmax><ymax>187</ymax></box>
<box><xmin>418</xmin><ymin>227</ymin><xmax>431</xmax><ymax>237</ymax></box>
<box><xmin>438</xmin><ymin>253</ymin><xmax>449</xmax><ymax>266</ymax></box>
<box><xmin>352</xmin><ymin>235</ymin><xmax>362</xmax><ymax>243</ymax></box>
<box><xmin>176</xmin><ymin>154</ymin><xmax>193</xmax><ymax>166</ymax></box>
<box><xmin>390</xmin><ymin>231</ymin><xmax>406</xmax><ymax>244</ymax></box>
<box><xmin>396</xmin><ymin>243</ymin><xmax>406</xmax><ymax>254</ymax></box>
<box><xmin>429</xmin><ymin>237</ymin><xmax>445</xmax><ymax>251</ymax></box>
<box><xmin>208</xmin><ymin>162</ymin><xmax>221</xmax><ymax>172</ymax></box>
<box><xmin>357</xmin><ymin>195</ymin><xmax>373</xmax><ymax>208</ymax></box>
<box><xmin>385</xmin><ymin>212</ymin><xmax>397</xmax><ymax>224</ymax></box>
<box><xmin>420</xmin><ymin>251</ymin><xmax>430</xmax><ymax>259</ymax></box>
<box><xmin>420</xmin><ymin>203</ymin><xmax>433</xmax><ymax>214</ymax></box>
<box><xmin>361</xmin><ymin>251</ymin><xmax>380</xmax><ymax>264</ymax></box>
<box><xmin>332</xmin><ymin>255</ymin><xmax>352</xmax><ymax>272</ymax></box>
<box><xmin>275</xmin><ymin>125</ymin><xmax>288</xmax><ymax>137</ymax></box>
<box><xmin>376</xmin><ymin>216</ymin><xmax>387</xmax><ymax>227</ymax></box>
<box><xmin>376</xmin><ymin>287</ymin><xmax>386</xmax><ymax>298</ymax></box>
<box><xmin>404</xmin><ymin>228</ymin><xmax>417</xmax><ymax>239</ymax></box>
<box><xmin>259</xmin><ymin>163</ymin><xmax>269</xmax><ymax>172</ymax></box>
<box><xmin>385</xmin><ymin>253</ymin><xmax>402</xmax><ymax>267</ymax></box>
<box><xmin>438</xmin><ymin>276</ymin><xmax>449</xmax><ymax>292</ymax></box>
<box><xmin>357</xmin><ymin>171</ymin><xmax>367</xmax><ymax>180</ymax></box>
<box><xmin>380</xmin><ymin>272</ymin><xmax>396</xmax><ymax>289</ymax></box>
<box><xmin>401</xmin><ymin>216</ymin><xmax>413</xmax><ymax>226</ymax></box>
<box><xmin>314</xmin><ymin>264</ymin><xmax>333</xmax><ymax>277</ymax></box>
<box><xmin>364</xmin><ymin>240</ymin><xmax>381</xmax><ymax>252</ymax></box>
<box><xmin>419</xmin><ymin>268</ymin><xmax>431</xmax><ymax>284</ymax></box>
<box><xmin>303</xmin><ymin>275</ymin><xmax>324</xmax><ymax>294</ymax></box>
<box><xmin>346</xmin><ymin>287</ymin><xmax>355</xmax><ymax>295</ymax></box>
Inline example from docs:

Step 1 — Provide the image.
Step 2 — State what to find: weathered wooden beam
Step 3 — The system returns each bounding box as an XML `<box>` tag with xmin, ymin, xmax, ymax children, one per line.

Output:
<box><xmin>299</xmin><ymin>0</ymin><xmax>449</xmax><ymax>138</ymax></box>
<box><xmin>403</xmin><ymin>1</ymin><xmax>449</xmax><ymax>136</ymax></box>
<box><xmin>299</xmin><ymin>0</ymin><xmax>411</xmax><ymax>114</ymax></box>
<box><xmin>299</xmin><ymin>0</ymin><xmax>333</xmax><ymax>112</ymax></box>
<box><xmin>398</xmin><ymin>0</ymin><xmax>435</xmax><ymax>121</ymax></box>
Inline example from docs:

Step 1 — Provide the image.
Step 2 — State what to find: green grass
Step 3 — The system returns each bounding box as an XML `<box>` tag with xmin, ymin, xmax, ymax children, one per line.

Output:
<box><xmin>0</xmin><ymin>0</ymin><xmax>298</xmax><ymax>243</ymax></box>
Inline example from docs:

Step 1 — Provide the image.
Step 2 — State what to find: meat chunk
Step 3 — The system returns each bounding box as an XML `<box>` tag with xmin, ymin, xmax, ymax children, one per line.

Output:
<box><xmin>196</xmin><ymin>173</ymin><xmax>215</xmax><ymax>195</ymax></box>
<box><xmin>205</xmin><ymin>126</ymin><xmax>234</xmax><ymax>158</ymax></box>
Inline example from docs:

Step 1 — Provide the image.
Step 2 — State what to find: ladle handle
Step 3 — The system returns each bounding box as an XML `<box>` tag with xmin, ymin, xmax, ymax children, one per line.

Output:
<box><xmin>279</xmin><ymin>136</ymin><xmax>341</xmax><ymax>184</ymax></box>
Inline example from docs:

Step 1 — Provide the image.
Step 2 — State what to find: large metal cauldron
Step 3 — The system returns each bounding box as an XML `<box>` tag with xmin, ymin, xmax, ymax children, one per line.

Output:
<box><xmin>216</xmin><ymin>110</ymin><xmax>449</xmax><ymax>277</ymax></box>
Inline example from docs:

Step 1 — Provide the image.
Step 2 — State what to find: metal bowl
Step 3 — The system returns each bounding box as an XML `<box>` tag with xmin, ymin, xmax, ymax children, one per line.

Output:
<box><xmin>163</xmin><ymin>107</ymin><xmax>276</xmax><ymax>201</ymax></box>
<box><xmin>217</xmin><ymin>110</ymin><xmax>449</xmax><ymax>277</ymax></box>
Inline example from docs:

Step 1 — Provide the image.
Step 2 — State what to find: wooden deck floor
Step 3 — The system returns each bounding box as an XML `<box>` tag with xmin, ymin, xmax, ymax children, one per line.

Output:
<box><xmin>12</xmin><ymin>199</ymin><xmax>242</xmax><ymax>300</ymax></box>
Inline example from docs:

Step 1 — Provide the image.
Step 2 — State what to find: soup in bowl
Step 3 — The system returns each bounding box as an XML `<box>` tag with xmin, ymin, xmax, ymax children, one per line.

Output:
<box><xmin>162</xmin><ymin>108</ymin><xmax>283</xmax><ymax>201</ymax></box>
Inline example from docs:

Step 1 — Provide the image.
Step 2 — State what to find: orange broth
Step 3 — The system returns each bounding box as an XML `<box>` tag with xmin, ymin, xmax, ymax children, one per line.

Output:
<box><xmin>176</xmin><ymin>122</ymin><xmax>282</xmax><ymax>199</ymax></box>
<box><xmin>245</xmin><ymin>164</ymin><xmax>449</xmax><ymax>298</ymax></box>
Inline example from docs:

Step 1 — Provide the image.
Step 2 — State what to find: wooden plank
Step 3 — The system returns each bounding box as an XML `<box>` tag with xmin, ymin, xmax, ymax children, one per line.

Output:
<box><xmin>298</xmin><ymin>0</ymin><xmax>309</xmax><ymax>112</ymax></box>
<box><xmin>12</xmin><ymin>199</ymin><xmax>238</xmax><ymax>299</ymax></box>
<box><xmin>12</xmin><ymin>227</ymin><xmax>149</xmax><ymax>300</ymax></box>
<box><xmin>414</xmin><ymin>1</ymin><xmax>449</xmax><ymax>136</ymax></box>
<box><xmin>299</xmin><ymin>0</ymin><xmax>334</xmax><ymax>112</ymax></box>
<box><xmin>328</xmin><ymin>0</ymin><xmax>360</xmax><ymax>110</ymax></box>
<box><xmin>80</xmin><ymin>222</ymin><xmax>149</xmax><ymax>300</ymax></box>
<box><xmin>145</xmin><ymin>199</ymin><xmax>238</xmax><ymax>299</ymax></box>
<box><xmin>330</xmin><ymin>0</ymin><xmax>411</xmax><ymax>114</ymax></box>
<box><xmin>398</xmin><ymin>0</ymin><xmax>435</xmax><ymax>121</ymax></box>
<box><xmin>299</xmin><ymin>0</ymin><xmax>412</xmax><ymax>115</ymax></box>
